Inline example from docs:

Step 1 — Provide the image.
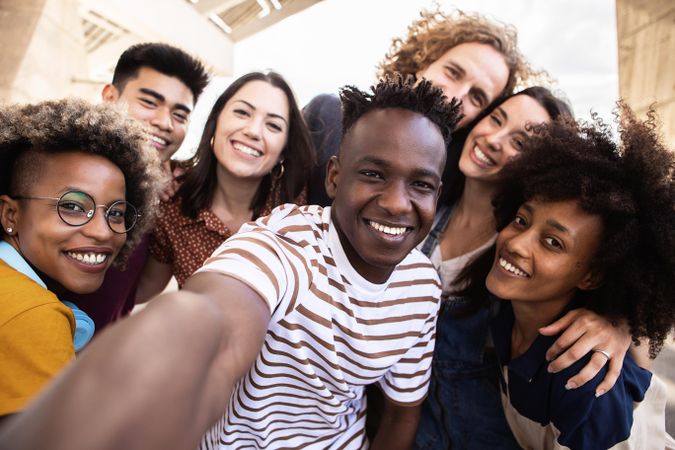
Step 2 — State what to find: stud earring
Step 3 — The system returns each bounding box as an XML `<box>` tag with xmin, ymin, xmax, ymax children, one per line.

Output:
<box><xmin>6</xmin><ymin>228</ymin><xmax>12</xmax><ymax>234</ymax></box>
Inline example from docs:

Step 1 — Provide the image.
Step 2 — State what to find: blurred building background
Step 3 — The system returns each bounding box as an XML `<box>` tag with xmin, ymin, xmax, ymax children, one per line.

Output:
<box><xmin>617</xmin><ymin>0</ymin><xmax>674</xmax><ymax>147</ymax></box>
<box><xmin>616</xmin><ymin>1</ymin><xmax>675</xmax><ymax>435</ymax></box>
<box><xmin>0</xmin><ymin>0</ymin><xmax>320</xmax><ymax>102</ymax></box>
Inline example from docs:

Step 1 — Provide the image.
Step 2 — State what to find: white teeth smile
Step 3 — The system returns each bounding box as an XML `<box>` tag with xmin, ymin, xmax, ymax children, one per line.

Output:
<box><xmin>233</xmin><ymin>142</ymin><xmax>262</xmax><ymax>157</ymax></box>
<box><xmin>67</xmin><ymin>252</ymin><xmax>108</xmax><ymax>265</ymax></box>
<box><xmin>368</xmin><ymin>220</ymin><xmax>408</xmax><ymax>236</ymax></box>
<box><xmin>150</xmin><ymin>135</ymin><xmax>168</xmax><ymax>146</ymax></box>
<box><xmin>474</xmin><ymin>146</ymin><xmax>495</xmax><ymax>166</ymax></box>
<box><xmin>499</xmin><ymin>257</ymin><xmax>529</xmax><ymax>277</ymax></box>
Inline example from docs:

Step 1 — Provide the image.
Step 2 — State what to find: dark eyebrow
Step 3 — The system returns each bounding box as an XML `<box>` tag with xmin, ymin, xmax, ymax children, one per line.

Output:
<box><xmin>62</xmin><ymin>187</ymin><xmax>125</xmax><ymax>205</ymax></box>
<box><xmin>357</xmin><ymin>155</ymin><xmax>391</xmax><ymax>168</ymax></box>
<box><xmin>472</xmin><ymin>87</ymin><xmax>488</xmax><ymax>104</ymax></box>
<box><xmin>139</xmin><ymin>88</ymin><xmax>192</xmax><ymax>114</ymax></box>
<box><xmin>495</xmin><ymin>106</ymin><xmax>507</xmax><ymax>122</ymax></box>
<box><xmin>521</xmin><ymin>203</ymin><xmax>569</xmax><ymax>234</ymax></box>
<box><xmin>522</xmin><ymin>203</ymin><xmax>569</xmax><ymax>234</ymax></box>
<box><xmin>234</xmin><ymin>99</ymin><xmax>288</xmax><ymax>125</ymax></box>
<box><xmin>139</xmin><ymin>88</ymin><xmax>165</xmax><ymax>103</ymax></box>
<box><xmin>447</xmin><ymin>61</ymin><xmax>465</xmax><ymax>77</ymax></box>
<box><xmin>547</xmin><ymin>220</ymin><xmax>569</xmax><ymax>234</ymax></box>
<box><xmin>357</xmin><ymin>156</ymin><xmax>440</xmax><ymax>180</ymax></box>
<box><xmin>411</xmin><ymin>168</ymin><xmax>441</xmax><ymax>181</ymax></box>
<box><xmin>513</xmin><ymin>130</ymin><xmax>528</xmax><ymax>141</ymax></box>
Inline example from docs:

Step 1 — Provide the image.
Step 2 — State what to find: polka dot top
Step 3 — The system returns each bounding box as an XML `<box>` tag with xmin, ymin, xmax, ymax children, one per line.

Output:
<box><xmin>150</xmin><ymin>188</ymin><xmax>307</xmax><ymax>287</ymax></box>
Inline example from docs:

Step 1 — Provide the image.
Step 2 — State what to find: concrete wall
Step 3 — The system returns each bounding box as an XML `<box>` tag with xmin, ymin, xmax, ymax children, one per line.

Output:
<box><xmin>616</xmin><ymin>0</ymin><xmax>675</xmax><ymax>148</ymax></box>
<box><xmin>0</xmin><ymin>0</ymin><xmax>91</xmax><ymax>103</ymax></box>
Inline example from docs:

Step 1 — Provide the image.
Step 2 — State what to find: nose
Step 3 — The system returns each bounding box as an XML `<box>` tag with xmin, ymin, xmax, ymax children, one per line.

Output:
<box><xmin>150</xmin><ymin>107</ymin><xmax>173</xmax><ymax>132</ymax></box>
<box><xmin>377</xmin><ymin>181</ymin><xmax>412</xmax><ymax>217</ymax></box>
<box><xmin>484</xmin><ymin>131</ymin><xmax>505</xmax><ymax>152</ymax></box>
<box><xmin>81</xmin><ymin>207</ymin><xmax>115</xmax><ymax>241</ymax></box>
<box><xmin>444</xmin><ymin>82</ymin><xmax>471</xmax><ymax>104</ymax></box>
<box><xmin>503</xmin><ymin>227</ymin><xmax>532</xmax><ymax>260</ymax></box>
<box><xmin>243</xmin><ymin>116</ymin><xmax>263</xmax><ymax>140</ymax></box>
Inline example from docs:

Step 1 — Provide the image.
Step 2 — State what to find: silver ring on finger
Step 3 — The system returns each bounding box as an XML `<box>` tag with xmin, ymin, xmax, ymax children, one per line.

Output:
<box><xmin>592</xmin><ymin>349</ymin><xmax>611</xmax><ymax>360</ymax></box>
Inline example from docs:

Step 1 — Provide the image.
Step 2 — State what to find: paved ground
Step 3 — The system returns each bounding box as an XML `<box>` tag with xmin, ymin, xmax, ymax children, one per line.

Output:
<box><xmin>652</xmin><ymin>338</ymin><xmax>675</xmax><ymax>436</ymax></box>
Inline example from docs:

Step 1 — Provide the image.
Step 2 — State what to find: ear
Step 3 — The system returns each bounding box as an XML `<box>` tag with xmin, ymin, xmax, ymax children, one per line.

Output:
<box><xmin>324</xmin><ymin>156</ymin><xmax>340</xmax><ymax>200</ymax></box>
<box><xmin>101</xmin><ymin>83</ymin><xmax>120</xmax><ymax>103</ymax></box>
<box><xmin>0</xmin><ymin>195</ymin><xmax>20</xmax><ymax>235</ymax></box>
<box><xmin>578</xmin><ymin>270</ymin><xmax>603</xmax><ymax>291</ymax></box>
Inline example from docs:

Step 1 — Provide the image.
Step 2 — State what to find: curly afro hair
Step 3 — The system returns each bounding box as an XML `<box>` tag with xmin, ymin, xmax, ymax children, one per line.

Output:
<box><xmin>377</xmin><ymin>9</ymin><xmax>548</xmax><ymax>98</ymax></box>
<box><xmin>0</xmin><ymin>98</ymin><xmax>166</xmax><ymax>265</ymax></box>
<box><xmin>492</xmin><ymin>104</ymin><xmax>675</xmax><ymax>357</ymax></box>
<box><xmin>340</xmin><ymin>75</ymin><xmax>462</xmax><ymax>148</ymax></box>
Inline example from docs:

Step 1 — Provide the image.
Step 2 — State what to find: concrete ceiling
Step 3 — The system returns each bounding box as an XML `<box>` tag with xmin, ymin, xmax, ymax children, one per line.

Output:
<box><xmin>78</xmin><ymin>0</ymin><xmax>321</xmax><ymax>80</ymax></box>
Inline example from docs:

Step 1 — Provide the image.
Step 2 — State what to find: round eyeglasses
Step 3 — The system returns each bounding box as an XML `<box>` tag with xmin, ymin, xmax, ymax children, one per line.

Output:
<box><xmin>14</xmin><ymin>190</ymin><xmax>139</xmax><ymax>234</ymax></box>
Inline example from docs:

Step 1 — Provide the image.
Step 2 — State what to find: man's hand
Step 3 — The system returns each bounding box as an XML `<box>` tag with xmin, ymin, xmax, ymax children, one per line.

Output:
<box><xmin>159</xmin><ymin>160</ymin><xmax>185</xmax><ymax>202</ymax></box>
<box><xmin>540</xmin><ymin>308</ymin><xmax>631</xmax><ymax>397</ymax></box>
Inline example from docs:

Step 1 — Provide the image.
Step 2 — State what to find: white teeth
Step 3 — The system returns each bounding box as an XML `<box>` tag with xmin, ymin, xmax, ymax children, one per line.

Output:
<box><xmin>67</xmin><ymin>252</ymin><xmax>108</xmax><ymax>266</ymax></box>
<box><xmin>150</xmin><ymin>135</ymin><xmax>168</xmax><ymax>146</ymax></box>
<box><xmin>368</xmin><ymin>220</ymin><xmax>407</xmax><ymax>236</ymax></box>
<box><xmin>499</xmin><ymin>258</ymin><xmax>528</xmax><ymax>277</ymax></box>
<box><xmin>474</xmin><ymin>146</ymin><xmax>495</xmax><ymax>166</ymax></box>
<box><xmin>233</xmin><ymin>142</ymin><xmax>262</xmax><ymax>157</ymax></box>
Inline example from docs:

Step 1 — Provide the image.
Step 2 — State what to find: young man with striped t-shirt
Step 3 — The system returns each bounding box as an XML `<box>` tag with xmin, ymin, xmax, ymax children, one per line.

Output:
<box><xmin>0</xmin><ymin>77</ymin><xmax>460</xmax><ymax>450</ymax></box>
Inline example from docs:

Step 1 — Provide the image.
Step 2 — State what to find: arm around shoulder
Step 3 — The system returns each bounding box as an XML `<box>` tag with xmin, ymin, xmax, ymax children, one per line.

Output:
<box><xmin>548</xmin><ymin>358</ymin><xmax>651</xmax><ymax>450</ymax></box>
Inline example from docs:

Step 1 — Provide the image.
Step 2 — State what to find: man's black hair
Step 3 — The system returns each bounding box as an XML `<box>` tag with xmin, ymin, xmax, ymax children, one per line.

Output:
<box><xmin>112</xmin><ymin>43</ymin><xmax>209</xmax><ymax>101</ymax></box>
<box><xmin>340</xmin><ymin>75</ymin><xmax>461</xmax><ymax>147</ymax></box>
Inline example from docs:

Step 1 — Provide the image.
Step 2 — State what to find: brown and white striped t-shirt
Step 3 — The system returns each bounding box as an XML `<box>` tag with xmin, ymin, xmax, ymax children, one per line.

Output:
<box><xmin>196</xmin><ymin>204</ymin><xmax>441</xmax><ymax>449</ymax></box>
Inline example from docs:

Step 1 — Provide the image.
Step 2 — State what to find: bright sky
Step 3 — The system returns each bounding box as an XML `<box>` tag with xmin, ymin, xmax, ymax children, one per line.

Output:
<box><xmin>176</xmin><ymin>0</ymin><xmax>619</xmax><ymax>159</ymax></box>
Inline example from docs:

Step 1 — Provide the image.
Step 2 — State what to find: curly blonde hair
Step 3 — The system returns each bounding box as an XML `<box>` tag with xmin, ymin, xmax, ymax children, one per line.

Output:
<box><xmin>0</xmin><ymin>98</ymin><xmax>166</xmax><ymax>265</ymax></box>
<box><xmin>378</xmin><ymin>9</ymin><xmax>546</xmax><ymax>97</ymax></box>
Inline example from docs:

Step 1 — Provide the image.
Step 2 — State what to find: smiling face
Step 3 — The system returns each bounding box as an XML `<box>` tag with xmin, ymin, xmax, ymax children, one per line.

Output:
<box><xmin>212</xmin><ymin>80</ymin><xmax>289</xmax><ymax>182</ymax></box>
<box><xmin>458</xmin><ymin>94</ymin><xmax>551</xmax><ymax>184</ymax></box>
<box><xmin>326</xmin><ymin>108</ymin><xmax>445</xmax><ymax>283</ymax></box>
<box><xmin>0</xmin><ymin>152</ymin><xmax>127</xmax><ymax>294</ymax></box>
<box><xmin>416</xmin><ymin>42</ymin><xmax>509</xmax><ymax>129</ymax></box>
<box><xmin>486</xmin><ymin>199</ymin><xmax>603</xmax><ymax>310</ymax></box>
<box><xmin>102</xmin><ymin>67</ymin><xmax>194</xmax><ymax>162</ymax></box>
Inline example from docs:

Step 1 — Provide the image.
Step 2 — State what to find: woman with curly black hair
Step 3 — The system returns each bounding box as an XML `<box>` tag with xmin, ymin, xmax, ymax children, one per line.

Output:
<box><xmin>449</xmin><ymin>105</ymin><xmax>675</xmax><ymax>448</ymax></box>
<box><xmin>414</xmin><ymin>88</ymin><xmax>642</xmax><ymax>450</ymax></box>
<box><xmin>0</xmin><ymin>98</ymin><xmax>164</xmax><ymax>417</ymax></box>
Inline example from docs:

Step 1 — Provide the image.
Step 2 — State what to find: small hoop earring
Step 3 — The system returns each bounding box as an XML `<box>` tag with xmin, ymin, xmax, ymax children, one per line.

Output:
<box><xmin>272</xmin><ymin>161</ymin><xmax>285</xmax><ymax>180</ymax></box>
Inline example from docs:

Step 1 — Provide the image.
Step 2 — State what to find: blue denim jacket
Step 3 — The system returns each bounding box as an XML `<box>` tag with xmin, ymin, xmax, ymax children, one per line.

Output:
<box><xmin>414</xmin><ymin>298</ymin><xmax>520</xmax><ymax>449</ymax></box>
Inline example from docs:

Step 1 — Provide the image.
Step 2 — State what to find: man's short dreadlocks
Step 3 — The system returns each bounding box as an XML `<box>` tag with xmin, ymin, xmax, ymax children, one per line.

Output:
<box><xmin>339</xmin><ymin>75</ymin><xmax>461</xmax><ymax>147</ymax></box>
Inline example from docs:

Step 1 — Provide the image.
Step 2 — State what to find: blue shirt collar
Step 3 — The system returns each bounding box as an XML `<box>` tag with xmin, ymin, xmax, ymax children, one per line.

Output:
<box><xmin>0</xmin><ymin>240</ymin><xmax>95</xmax><ymax>351</ymax></box>
<box><xmin>490</xmin><ymin>296</ymin><xmax>583</xmax><ymax>383</ymax></box>
<box><xmin>0</xmin><ymin>241</ymin><xmax>47</xmax><ymax>288</ymax></box>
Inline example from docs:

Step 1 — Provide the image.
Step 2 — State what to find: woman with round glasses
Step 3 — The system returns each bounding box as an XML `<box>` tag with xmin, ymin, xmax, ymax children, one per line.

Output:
<box><xmin>0</xmin><ymin>98</ymin><xmax>164</xmax><ymax>417</ymax></box>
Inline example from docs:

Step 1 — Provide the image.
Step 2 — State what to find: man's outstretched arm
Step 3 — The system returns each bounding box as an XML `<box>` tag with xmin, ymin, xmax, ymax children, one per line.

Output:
<box><xmin>0</xmin><ymin>272</ymin><xmax>271</xmax><ymax>450</ymax></box>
